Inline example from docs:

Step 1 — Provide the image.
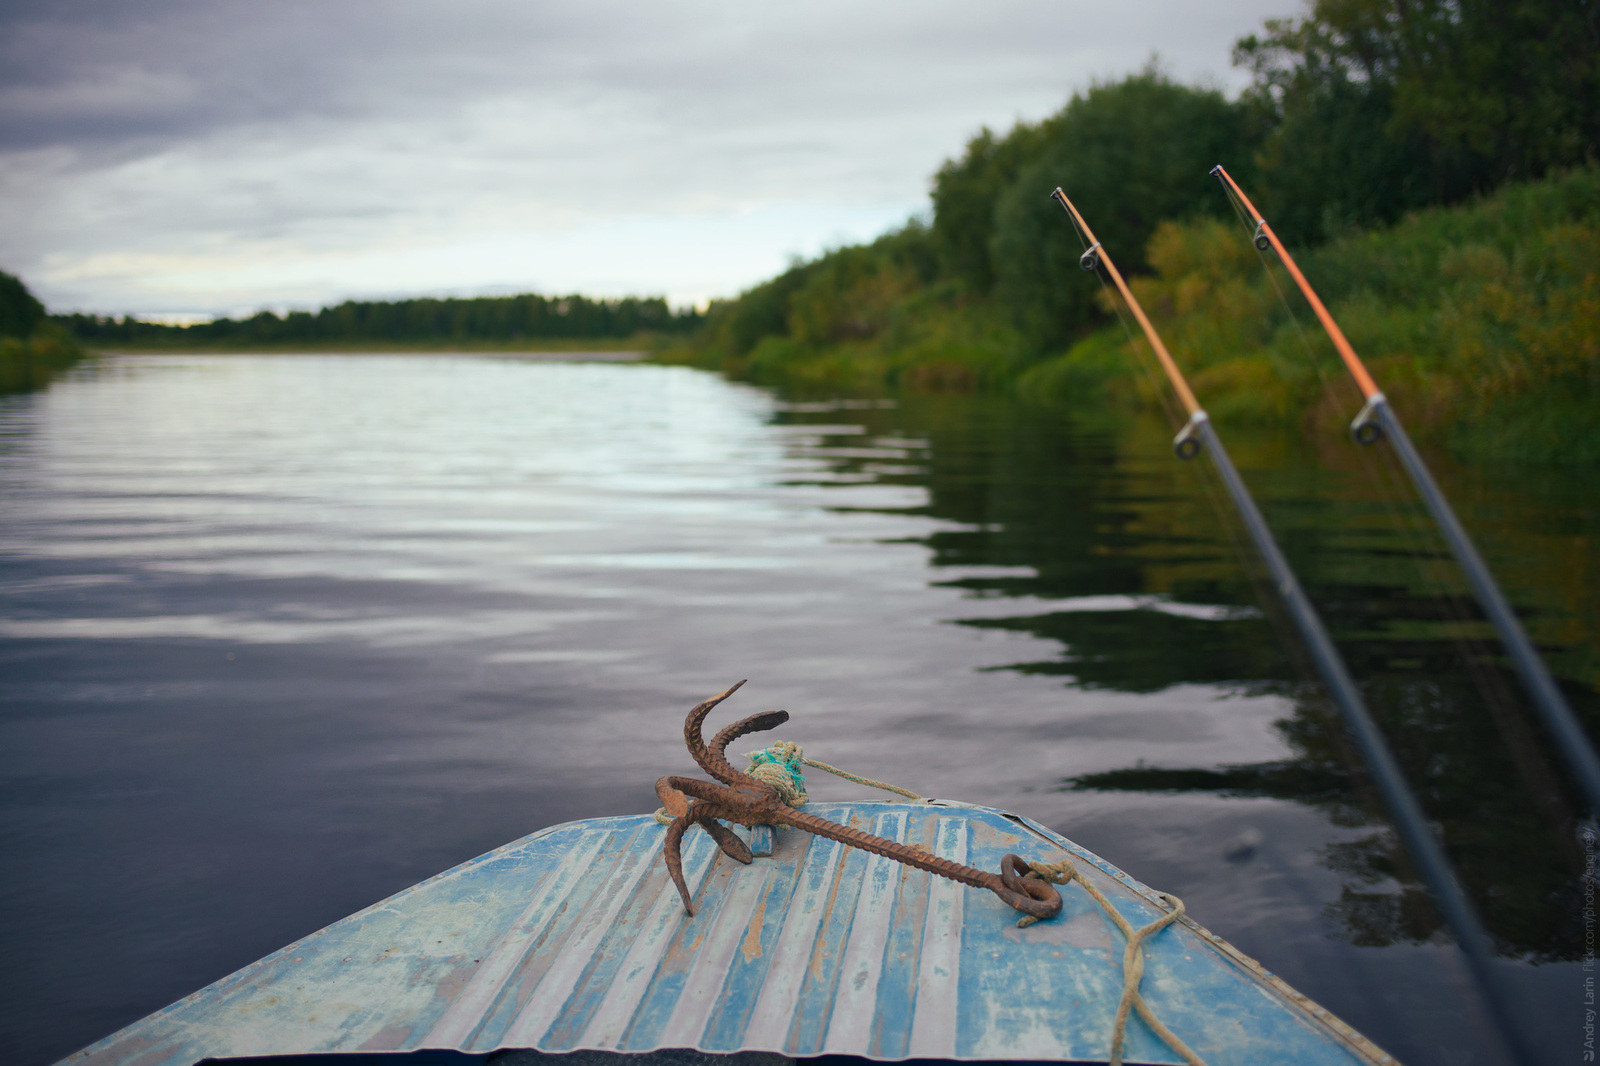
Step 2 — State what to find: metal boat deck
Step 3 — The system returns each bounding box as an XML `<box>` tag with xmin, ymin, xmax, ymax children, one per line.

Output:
<box><xmin>63</xmin><ymin>801</ymin><xmax>1394</xmax><ymax>1065</ymax></box>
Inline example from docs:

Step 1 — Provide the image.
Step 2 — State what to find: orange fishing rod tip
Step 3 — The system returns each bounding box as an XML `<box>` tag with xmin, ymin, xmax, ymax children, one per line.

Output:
<box><xmin>1211</xmin><ymin>172</ymin><xmax>1381</xmax><ymax>401</ymax></box>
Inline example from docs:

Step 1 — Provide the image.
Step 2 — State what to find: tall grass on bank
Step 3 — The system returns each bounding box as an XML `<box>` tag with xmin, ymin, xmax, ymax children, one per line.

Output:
<box><xmin>659</xmin><ymin>221</ymin><xmax>1034</xmax><ymax>393</ymax></box>
<box><xmin>1</xmin><ymin>271</ymin><xmax>88</xmax><ymax>394</ymax></box>
<box><xmin>666</xmin><ymin>167</ymin><xmax>1599</xmax><ymax>466</ymax></box>
<box><xmin>0</xmin><ymin>326</ymin><xmax>90</xmax><ymax>394</ymax></box>
<box><xmin>1084</xmin><ymin>166</ymin><xmax>1600</xmax><ymax>464</ymax></box>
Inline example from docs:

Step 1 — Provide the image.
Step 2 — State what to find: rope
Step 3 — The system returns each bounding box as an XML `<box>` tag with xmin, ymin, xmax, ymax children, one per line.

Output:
<box><xmin>798</xmin><ymin>757</ymin><xmax>922</xmax><ymax>800</ymax></box>
<box><xmin>745</xmin><ymin>740</ymin><xmax>809</xmax><ymax>805</ymax></box>
<box><xmin>650</xmin><ymin>743</ymin><xmax>1202</xmax><ymax>1065</ymax></box>
<box><xmin>651</xmin><ymin>741</ymin><xmax>922</xmax><ymax>823</ymax></box>
<box><xmin>1025</xmin><ymin>857</ymin><xmax>1205</xmax><ymax>1066</ymax></box>
<box><xmin>744</xmin><ymin>741</ymin><xmax>925</xmax><ymax>805</ymax></box>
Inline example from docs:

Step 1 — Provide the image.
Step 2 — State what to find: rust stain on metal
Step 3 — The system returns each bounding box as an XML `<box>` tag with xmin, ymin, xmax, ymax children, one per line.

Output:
<box><xmin>741</xmin><ymin>895</ymin><xmax>768</xmax><ymax>963</ymax></box>
<box><xmin>654</xmin><ymin>681</ymin><xmax>1062</xmax><ymax>923</ymax></box>
<box><xmin>429</xmin><ymin>958</ymin><xmax>482</xmax><ymax>1010</ymax></box>
<box><xmin>971</xmin><ymin>820</ymin><xmax>1022</xmax><ymax>850</ymax></box>
<box><xmin>357</xmin><ymin>1020</ymin><xmax>413</xmax><ymax>1051</ymax></box>
<box><xmin>811</xmin><ymin>826</ymin><xmax>853</xmax><ymax>984</ymax></box>
<box><xmin>1001</xmin><ymin>910</ymin><xmax>1113</xmax><ymax>951</ymax></box>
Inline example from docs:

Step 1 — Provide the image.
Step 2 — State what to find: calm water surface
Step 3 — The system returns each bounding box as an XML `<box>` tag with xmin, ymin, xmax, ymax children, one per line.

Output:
<box><xmin>1</xmin><ymin>354</ymin><xmax>1594</xmax><ymax>1065</ymax></box>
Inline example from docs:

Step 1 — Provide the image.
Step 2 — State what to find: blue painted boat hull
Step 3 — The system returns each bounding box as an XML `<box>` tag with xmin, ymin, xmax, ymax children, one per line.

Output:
<box><xmin>60</xmin><ymin>801</ymin><xmax>1396</xmax><ymax>1065</ymax></box>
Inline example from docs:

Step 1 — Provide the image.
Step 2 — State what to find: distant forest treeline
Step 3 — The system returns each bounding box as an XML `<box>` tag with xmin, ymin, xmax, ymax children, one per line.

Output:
<box><xmin>668</xmin><ymin>0</ymin><xmax>1600</xmax><ymax>464</ymax></box>
<box><xmin>63</xmin><ymin>292</ymin><xmax>704</xmax><ymax>348</ymax></box>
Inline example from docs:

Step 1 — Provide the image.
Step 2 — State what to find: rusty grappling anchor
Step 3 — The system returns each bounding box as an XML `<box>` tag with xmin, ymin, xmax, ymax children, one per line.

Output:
<box><xmin>652</xmin><ymin>680</ymin><xmax>1063</xmax><ymax>921</ymax></box>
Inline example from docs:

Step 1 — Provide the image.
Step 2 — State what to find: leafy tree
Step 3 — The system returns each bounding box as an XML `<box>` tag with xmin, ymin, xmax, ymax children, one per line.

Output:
<box><xmin>702</xmin><ymin>262</ymin><xmax>817</xmax><ymax>356</ymax></box>
<box><xmin>930</xmin><ymin>123</ymin><xmax>1049</xmax><ymax>292</ymax></box>
<box><xmin>1237</xmin><ymin>0</ymin><xmax>1600</xmax><ymax>243</ymax></box>
<box><xmin>0</xmin><ymin>270</ymin><xmax>46</xmax><ymax>339</ymax></box>
<box><xmin>988</xmin><ymin>69</ymin><xmax>1261</xmax><ymax>351</ymax></box>
<box><xmin>700</xmin><ymin>222</ymin><xmax>942</xmax><ymax>357</ymax></box>
<box><xmin>787</xmin><ymin>223</ymin><xmax>940</xmax><ymax>345</ymax></box>
<box><xmin>1</xmin><ymin>271</ymin><xmax>88</xmax><ymax>394</ymax></box>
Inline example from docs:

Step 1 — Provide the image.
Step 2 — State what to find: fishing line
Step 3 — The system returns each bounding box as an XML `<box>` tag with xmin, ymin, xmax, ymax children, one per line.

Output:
<box><xmin>1062</xmin><ymin>198</ymin><xmax>1295</xmax><ymax>667</ymax></box>
<box><xmin>1054</xmin><ymin>185</ymin><xmax>1537</xmax><ymax>1066</ymax></box>
<box><xmin>1157</xmin><ymin>196</ymin><xmax>1478</xmax><ymax>804</ymax></box>
<box><xmin>1150</xmin><ymin>201</ymin><xmax>1540</xmax><ymax>885</ymax></box>
<box><xmin>1222</xmin><ymin>178</ymin><xmax>1473</xmax><ymax>631</ymax></box>
<box><xmin>1220</xmin><ymin>183</ymin><xmax>1508</xmax><ymax>789</ymax></box>
<box><xmin>1212</xmin><ymin>168</ymin><xmax>1594</xmax><ymax>831</ymax></box>
<box><xmin>1215</xmin><ymin>169</ymin><xmax>1591</xmax><ymax>898</ymax></box>
<box><xmin>1216</xmin><ymin>166</ymin><xmax>1596</xmax><ymax>882</ymax></box>
<box><xmin>1062</xmin><ymin>191</ymin><xmax>1333</xmax><ymax>714</ymax></box>
<box><xmin>1211</xmin><ymin>173</ymin><xmax>1597</xmax><ymax>807</ymax></box>
<box><xmin>1214</xmin><ymin>174</ymin><xmax>1537</xmax><ymax>726</ymax></box>
<box><xmin>1061</xmin><ymin>205</ymin><xmax>1186</xmax><ymax>433</ymax></box>
<box><xmin>1060</xmin><ymin>200</ymin><xmax>1264</xmax><ymax>596</ymax></box>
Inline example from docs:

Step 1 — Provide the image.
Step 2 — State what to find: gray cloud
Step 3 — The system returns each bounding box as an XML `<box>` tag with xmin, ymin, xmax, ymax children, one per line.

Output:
<box><xmin>0</xmin><ymin>0</ymin><xmax>1299</xmax><ymax>316</ymax></box>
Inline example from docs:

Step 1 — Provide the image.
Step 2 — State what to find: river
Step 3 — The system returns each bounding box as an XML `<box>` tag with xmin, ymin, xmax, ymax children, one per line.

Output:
<box><xmin>1</xmin><ymin>353</ymin><xmax>1594</xmax><ymax>1065</ymax></box>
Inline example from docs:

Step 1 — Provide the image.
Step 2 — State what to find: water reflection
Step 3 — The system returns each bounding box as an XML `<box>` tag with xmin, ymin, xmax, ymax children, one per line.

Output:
<box><xmin>1</xmin><ymin>356</ymin><xmax>1593</xmax><ymax>1066</ymax></box>
<box><xmin>768</xmin><ymin>387</ymin><xmax>1595</xmax><ymax>963</ymax></box>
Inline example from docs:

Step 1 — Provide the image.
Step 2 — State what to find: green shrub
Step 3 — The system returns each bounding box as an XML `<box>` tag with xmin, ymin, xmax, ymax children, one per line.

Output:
<box><xmin>1096</xmin><ymin>167</ymin><xmax>1600</xmax><ymax>460</ymax></box>
<box><xmin>989</xmin><ymin>69</ymin><xmax>1261</xmax><ymax>352</ymax></box>
<box><xmin>0</xmin><ymin>271</ymin><xmax>88</xmax><ymax>394</ymax></box>
<box><xmin>0</xmin><ymin>321</ymin><xmax>89</xmax><ymax>394</ymax></box>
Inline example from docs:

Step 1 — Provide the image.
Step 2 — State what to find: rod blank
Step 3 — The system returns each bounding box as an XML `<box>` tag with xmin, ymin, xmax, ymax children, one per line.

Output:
<box><xmin>1052</xmin><ymin>186</ymin><xmax>1537</xmax><ymax>1066</ymax></box>
<box><xmin>1211</xmin><ymin>163</ymin><xmax>1600</xmax><ymax>821</ymax></box>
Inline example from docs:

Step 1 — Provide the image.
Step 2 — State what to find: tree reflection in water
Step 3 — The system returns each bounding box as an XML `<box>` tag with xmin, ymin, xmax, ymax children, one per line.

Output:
<box><xmin>771</xmin><ymin>385</ymin><xmax>1597</xmax><ymax>961</ymax></box>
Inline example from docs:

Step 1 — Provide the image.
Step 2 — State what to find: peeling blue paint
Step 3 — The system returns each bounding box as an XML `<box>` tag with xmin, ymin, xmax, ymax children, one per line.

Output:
<box><xmin>60</xmin><ymin>802</ymin><xmax>1397</xmax><ymax>1066</ymax></box>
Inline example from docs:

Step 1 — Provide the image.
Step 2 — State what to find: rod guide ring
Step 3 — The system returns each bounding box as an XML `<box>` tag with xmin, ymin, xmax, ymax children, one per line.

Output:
<box><xmin>1172</xmin><ymin>412</ymin><xmax>1208</xmax><ymax>460</ymax></box>
<box><xmin>1350</xmin><ymin>393</ymin><xmax>1387</xmax><ymax>446</ymax></box>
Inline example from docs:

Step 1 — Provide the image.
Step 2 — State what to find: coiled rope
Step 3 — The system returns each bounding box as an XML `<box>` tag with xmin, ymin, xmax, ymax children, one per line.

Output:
<box><xmin>1025</xmin><ymin>856</ymin><xmax>1204</xmax><ymax>1066</ymax></box>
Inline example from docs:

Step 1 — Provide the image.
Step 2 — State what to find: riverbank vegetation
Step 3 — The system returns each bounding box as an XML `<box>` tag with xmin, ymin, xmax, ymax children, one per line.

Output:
<box><xmin>0</xmin><ymin>271</ymin><xmax>89</xmax><ymax>394</ymax></box>
<box><xmin>61</xmin><ymin>291</ymin><xmax>703</xmax><ymax>351</ymax></box>
<box><xmin>663</xmin><ymin>1</ymin><xmax>1599</xmax><ymax>465</ymax></box>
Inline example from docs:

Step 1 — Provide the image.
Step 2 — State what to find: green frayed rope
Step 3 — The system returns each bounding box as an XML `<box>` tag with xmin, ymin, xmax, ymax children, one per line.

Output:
<box><xmin>744</xmin><ymin>740</ymin><xmax>923</xmax><ymax>807</ymax></box>
<box><xmin>745</xmin><ymin>740</ymin><xmax>809</xmax><ymax>805</ymax></box>
<box><xmin>653</xmin><ymin>740</ymin><xmax>924</xmax><ymax>825</ymax></box>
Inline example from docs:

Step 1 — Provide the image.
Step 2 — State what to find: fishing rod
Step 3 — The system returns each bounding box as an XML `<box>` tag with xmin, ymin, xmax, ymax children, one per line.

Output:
<box><xmin>1050</xmin><ymin>186</ymin><xmax>1535</xmax><ymax>1066</ymax></box>
<box><xmin>1210</xmin><ymin>165</ymin><xmax>1600</xmax><ymax>820</ymax></box>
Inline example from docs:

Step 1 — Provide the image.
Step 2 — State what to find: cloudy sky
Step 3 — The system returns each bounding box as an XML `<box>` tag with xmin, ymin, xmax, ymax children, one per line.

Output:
<box><xmin>0</xmin><ymin>0</ymin><xmax>1297</xmax><ymax>320</ymax></box>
